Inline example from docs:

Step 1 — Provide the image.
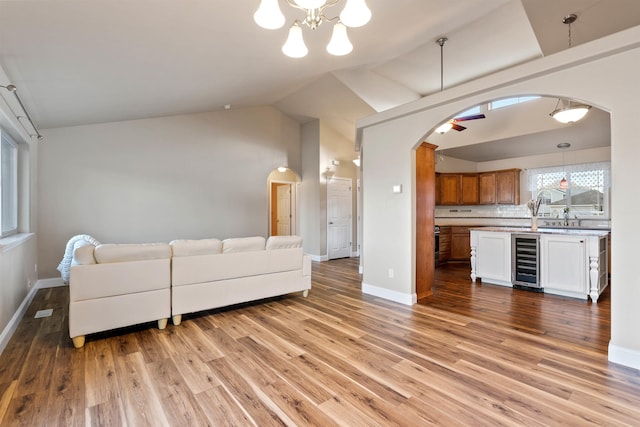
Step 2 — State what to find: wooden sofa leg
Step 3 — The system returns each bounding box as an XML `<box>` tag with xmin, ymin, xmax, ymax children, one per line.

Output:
<box><xmin>72</xmin><ymin>336</ymin><xmax>85</xmax><ymax>348</ymax></box>
<box><xmin>303</xmin><ymin>289</ymin><xmax>309</xmax><ymax>297</ymax></box>
<box><xmin>172</xmin><ymin>315</ymin><xmax>182</xmax><ymax>326</ymax></box>
<box><xmin>158</xmin><ymin>318</ymin><xmax>168</xmax><ymax>330</ymax></box>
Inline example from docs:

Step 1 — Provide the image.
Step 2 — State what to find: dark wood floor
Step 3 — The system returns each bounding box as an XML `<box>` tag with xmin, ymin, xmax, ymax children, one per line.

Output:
<box><xmin>1</xmin><ymin>258</ymin><xmax>639</xmax><ymax>426</ymax></box>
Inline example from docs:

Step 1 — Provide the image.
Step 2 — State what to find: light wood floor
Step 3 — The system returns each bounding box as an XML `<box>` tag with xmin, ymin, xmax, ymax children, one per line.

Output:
<box><xmin>1</xmin><ymin>258</ymin><xmax>639</xmax><ymax>426</ymax></box>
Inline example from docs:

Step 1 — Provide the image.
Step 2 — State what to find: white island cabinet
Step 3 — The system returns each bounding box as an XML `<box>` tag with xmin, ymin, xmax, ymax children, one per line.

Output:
<box><xmin>470</xmin><ymin>230</ymin><xmax>511</xmax><ymax>286</ymax></box>
<box><xmin>540</xmin><ymin>233</ymin><xmax>608</xmax><ymax>302</ymax></box>
<box><xmin>469</xmin><ymin>227</ymin><xmax>609</xmax><ymax>302</ymax></box>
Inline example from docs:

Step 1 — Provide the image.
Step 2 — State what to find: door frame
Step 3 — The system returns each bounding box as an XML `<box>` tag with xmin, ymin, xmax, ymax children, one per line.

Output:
<box><xmin>269</xmin><ymin>180</ymin><xmax>298</xmax><ymax>236</ymax></box>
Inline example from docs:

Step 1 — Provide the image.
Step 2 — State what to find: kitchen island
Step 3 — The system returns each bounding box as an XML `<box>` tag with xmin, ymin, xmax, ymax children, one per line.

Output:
<box><xmin>470</xmin><ymin>227</ymin><xmax>609</xmax><ymax>302</ymax></box>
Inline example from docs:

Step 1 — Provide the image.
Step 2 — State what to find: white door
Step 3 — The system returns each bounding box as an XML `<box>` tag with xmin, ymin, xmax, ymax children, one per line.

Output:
<box><xmin>327</xmin><ymin>177</ymin><xmax>352</xmax><ymax>259</ymax></box>
<box><xmin>277</xmin><ymin>184</ymin><xmax>291</xmax><ymax>235</ymax></box>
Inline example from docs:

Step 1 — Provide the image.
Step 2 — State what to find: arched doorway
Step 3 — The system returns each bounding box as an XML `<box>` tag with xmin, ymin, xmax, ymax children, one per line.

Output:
<box><xmin>416</xmin><ymin>94</ymin><xmax>611</xmax><ymax>348</ymax></box>
<box><xmin>268</xmin><ymin>167</ymin><xmax>300</xmax><ymax>237</ymax></box>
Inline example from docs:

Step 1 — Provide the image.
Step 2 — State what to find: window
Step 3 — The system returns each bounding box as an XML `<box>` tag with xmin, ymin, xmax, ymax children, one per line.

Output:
<box><xmin>455</xmin><ymin>106</ymin><xmax>481</xmax><ymax>118</ymax></box>
<box><xmin>489</xmin><ymin>96</ymin><xmax>540</xmax><ymax>110</ymax></box>
<box><xmin>1</xmin><ymin>130</ymin><xmax>18</xmax><ymax>237</ymax></box>
<box><xmin>528</xmin><ymin>162</ymin><xmax>610</xmax><ymax>219</ymax></box>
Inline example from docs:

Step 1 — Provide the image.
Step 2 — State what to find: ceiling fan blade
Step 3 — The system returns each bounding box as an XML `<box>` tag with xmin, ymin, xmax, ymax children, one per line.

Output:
<box><xmin>451</xmin><ymin>123</ymin><xmax>466</xmax><ymax>131</ymax></box>
<box><xmin>454</xmin><ymin>113</ymin><xmax>486</xmax><ymax>122</ymax></box>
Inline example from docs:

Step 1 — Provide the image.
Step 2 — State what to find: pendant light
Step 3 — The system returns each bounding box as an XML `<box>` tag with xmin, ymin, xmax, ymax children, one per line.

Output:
<box><xmin>550</xmin><ymin>14</ymin><xmax>592</xmax><ymax>124</ymax></box>
<box><xmin>558</xmin><ymin>142</ymin><xmax>570</xmax><ymax>190</ymax></box>
<box><xmin>435</xmin><ymin>37</ymin><xmax>453</xmax><ymax>134</ymax></box>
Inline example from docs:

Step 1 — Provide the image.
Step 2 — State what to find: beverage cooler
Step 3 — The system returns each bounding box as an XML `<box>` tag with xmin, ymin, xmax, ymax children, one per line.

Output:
<box><xmin>511</xmin><ymin>234</ymin><xmax>541</xmax><ymax>290</ymax></box>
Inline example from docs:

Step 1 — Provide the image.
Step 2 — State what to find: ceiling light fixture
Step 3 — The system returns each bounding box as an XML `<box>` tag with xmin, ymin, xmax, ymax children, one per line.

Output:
<box><xmin>254</xmin><ymin>0</ymin><xmax>371</xmax><ymax>58</ymax></box>
<box><xmin>550</xmin><ymin>14</ymin><xmax>592</xmax><ymax>124</ymax></box>
<box><xmin>434</xmin><ymin>37</ymin><xmax>453</xmax><ymax>134</ymax></box>
<box><xmin>557</xmin><ymin>142</ymin><xmax>570</xmax><ymax>190</ymax></box>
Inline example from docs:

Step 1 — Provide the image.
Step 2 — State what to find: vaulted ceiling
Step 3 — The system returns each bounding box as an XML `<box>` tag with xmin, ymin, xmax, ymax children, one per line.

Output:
<box><xmin>0</xmin><ymin>0</ymin><xmax>638</xmax><ymax>160</ymax></box>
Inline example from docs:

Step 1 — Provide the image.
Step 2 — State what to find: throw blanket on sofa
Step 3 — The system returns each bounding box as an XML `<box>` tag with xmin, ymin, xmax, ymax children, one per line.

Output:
<box><xmin>57</xmin><ymin>234</ymin><xmax>101</xmax><ymax>283</ymax></box>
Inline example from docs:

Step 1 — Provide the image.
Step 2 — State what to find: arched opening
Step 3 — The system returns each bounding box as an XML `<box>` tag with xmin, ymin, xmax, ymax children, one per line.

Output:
<box><xmin>415</xmin><ymin>94</ymin><xmax>611</xmax><ymax>349</ymax></box>
<box><xmin>268</xmin><ymin>167</ymin><xmax>300</xmax><ymax>237</ymax></box>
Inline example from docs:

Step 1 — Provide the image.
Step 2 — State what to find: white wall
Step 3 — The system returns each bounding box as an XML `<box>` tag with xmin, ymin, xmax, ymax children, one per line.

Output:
<box><xmin>0</xmin><ymin>63</ymin><xmax>39</xmax><ymax>351</ymax></box>
<box><xmin>358</xmin><ymin>26</ymin><xmax>640</xmax><ymax>369</ymax></box>
<box><xmin>38</xmin><ymin>106</ymin><xmax>300</xmax><ymax>278</ymax></box>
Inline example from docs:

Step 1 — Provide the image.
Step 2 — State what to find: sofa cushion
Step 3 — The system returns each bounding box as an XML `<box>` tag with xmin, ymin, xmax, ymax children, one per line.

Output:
<box><xmin>170</xmin><ymin>238</ymin><xmax>222</xmax><ymax>257</ymax></box>
<box><xmin>73</xmin><ymin>243</ymin><xmax>96</xmax><ymax>265</ymax></box>
<box><xmin>94</xmin><ymin>243</ymin><xmax>171</xmax><ymax>264</ymax></box>
<box><xmin>266</xmin><ymin>235</ymin><xmax>303</xmax><ymax>250</ymax></box>
<box><xmin>222</xmin><ymin>236</ymin><xmax>265</xmax><ymax>253</ymax></box>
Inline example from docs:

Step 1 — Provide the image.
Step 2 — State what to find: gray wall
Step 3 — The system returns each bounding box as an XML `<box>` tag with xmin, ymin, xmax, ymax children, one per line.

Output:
<box><xmin>38</xmin><ymin>106</ymin><xmax>300</xmax><ymax>278</ymax></box>
<box><xmin>299</xmin><ymin>120</ymin><xmax>321</xmax><ymax>257</ymax></box>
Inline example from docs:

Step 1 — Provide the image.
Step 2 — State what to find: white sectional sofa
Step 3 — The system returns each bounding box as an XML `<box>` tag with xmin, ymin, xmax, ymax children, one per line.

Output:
<box><xmin>170</xmin><ymin>235</ymin><xmax>311</xmax><ymax>326</ymax></box>
<box><xmin>68</xmin><ymin>235</ymin><xmax>310</xmax><ymax>348</ymax></box>
<box><xmin>69</xmin><ymin>242</ymin><xmax>172</xmax><ymax>348</ymax></box>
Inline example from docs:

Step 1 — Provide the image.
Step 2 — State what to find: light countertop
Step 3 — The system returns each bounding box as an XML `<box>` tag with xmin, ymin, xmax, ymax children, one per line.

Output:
<box><xmin>469</xmin><ymin>226</ymin><xmax>610</xmax><ymax>237</ymax></box>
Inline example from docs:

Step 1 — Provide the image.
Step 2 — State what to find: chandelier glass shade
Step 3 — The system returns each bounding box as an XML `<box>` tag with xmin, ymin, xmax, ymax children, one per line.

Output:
<box><xmin>254</xmin><ymin>0</ymin><xmax>371</xmax><ymax>58</ymax></box>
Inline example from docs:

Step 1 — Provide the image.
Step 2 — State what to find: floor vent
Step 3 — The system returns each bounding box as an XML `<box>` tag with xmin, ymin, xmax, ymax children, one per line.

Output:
<box><xmin>34</xmin><ymin>309</ymin><xmax>53</xmax><ymax>318</ymax></box>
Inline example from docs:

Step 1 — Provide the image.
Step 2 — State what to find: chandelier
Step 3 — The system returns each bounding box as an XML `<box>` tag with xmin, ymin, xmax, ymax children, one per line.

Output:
<box><xmin>254</xmin><ymin>0</ymin><xmax>372</xmax><ymax>58</ymax></box>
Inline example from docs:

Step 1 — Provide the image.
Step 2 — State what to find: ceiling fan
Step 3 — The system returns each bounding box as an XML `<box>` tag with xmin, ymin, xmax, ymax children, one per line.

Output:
<box><xmin>435</xmin><ymin>37</ymin><xmax>485</xmax><ymax>133</ymax></box>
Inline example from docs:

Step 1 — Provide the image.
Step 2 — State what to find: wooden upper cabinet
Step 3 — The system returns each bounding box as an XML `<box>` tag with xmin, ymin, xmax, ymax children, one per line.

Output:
<box><xmin>435</xmin><ymin>169</ymin><xmax>520</xmax><ymax>206</ymax></box>
<box><xmin>460</xmin><ymin>174</ymin><xmax>479</xmax><ymax>205</ymax></box>
<box><xmin>440</xmin><ymin>174</ymin><xmax>460</xmax><ymax>205</ymax></box>
<box><xmin>478</xmin><ymin>172</ymin><xmax>496</xmax><ymax>205</ymax></box>
<box><xmin>496</xmin><ymin>169</ymin><xmax>520</xmax><ymax>205</ymax></box>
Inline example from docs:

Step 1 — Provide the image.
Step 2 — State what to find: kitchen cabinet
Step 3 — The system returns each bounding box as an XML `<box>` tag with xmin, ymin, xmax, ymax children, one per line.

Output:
<box><xmin>439</xmin><ymin>174</ymin><xmax>460</xmax><ymax>205</ymax></box>
<box><xmin>438</xmin><ymin>173</ymin><xmax>479</xmax><ymax>205</ymax></box>
<box><xmin>540</xmin><ymin>235</ymin><xmax>587</xmax><ymax>298</ymax></box>
<box><xmin>460</xmin><ymin>174</ymin><xmax>479</xmax><ymax>205</ymax></box>
<box><xmin>496</xmin><ymin>169</ymin><xmax>520</xmax><ymax>204</ymax></box>
<box><xmin>479</xmin><ymin>173</ymin><xmax>496</xmax><ymax>204</ymax></box>
<box><xmin>450</xmin><ymin>226</ymin><xmax>471</xmax><ymax>261</ymax></box>
<box><xmin>470</xmin><ymin>230</ymin><xmax>511</xmax><ymax>286</ymax></box>
<box><xmin>439</xmin><ymin>226</ymin><xmax>451</xmax><ymax>263</ymax></box>
<box><xmin>436</xmin><ymin>169</ymin><xmax>519</xmax><ymax>206</ymax></box>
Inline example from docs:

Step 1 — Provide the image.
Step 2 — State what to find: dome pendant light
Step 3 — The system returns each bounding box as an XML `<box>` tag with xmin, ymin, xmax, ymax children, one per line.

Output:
<box><xmin>550</xmin><ymin>14</ymin><xmax>592</xmax><ymax>124</ymax></box>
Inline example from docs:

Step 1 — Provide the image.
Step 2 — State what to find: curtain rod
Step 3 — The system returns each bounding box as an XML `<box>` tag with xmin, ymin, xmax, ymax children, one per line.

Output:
<box><xmin>0</xmin><ymin>84</ymin><xmax>43</xmax><ymax>141</ymax></box>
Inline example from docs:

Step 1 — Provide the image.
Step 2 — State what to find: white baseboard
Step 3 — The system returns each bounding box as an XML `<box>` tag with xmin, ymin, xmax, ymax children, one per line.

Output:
<box><xmin>362</xmin><ymin>282</ymin><xmax>416</xmax><ymax>306</ymax></box>
<box><xmin>309</xmin><ymin>254</ymin><xmax>329</xmax><ymax>262</ymax></box>
<box><xmin>0</xmin><ymin>282</ymin><xmax>40</xmax><ymax>354</ymax></box>
<box><xmin>0</xmin><ymin>277</ymin><xmax>66</xmax><ymax>355</ymax></box>
<box><xmin>608</xmin><ymin>343</ymin><xmax>640</xmax><ymax>371</ymax></box>
<box><xmin>37</xmin><ymin>277</ymin><xmax>65</xmax><ymax>288</ymax></box>
<box><xmin>359</xmin><ymin>264</ymin><xmax>363</xmax><ymax>274</ymax></box>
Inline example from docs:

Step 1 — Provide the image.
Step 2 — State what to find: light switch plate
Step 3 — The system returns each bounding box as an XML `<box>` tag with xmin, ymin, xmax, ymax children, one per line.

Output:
<box><xmin>392</xmin><ymin>184</ymin><xmax>403</xmax><ymax>193</ymax></box>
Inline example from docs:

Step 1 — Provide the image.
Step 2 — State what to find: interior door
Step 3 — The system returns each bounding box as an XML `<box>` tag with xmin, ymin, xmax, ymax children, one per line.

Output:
<box><xmin>327</xmin><ymin>177</ymin><xmax>352</xmax><ymax>259</ymax></box>
<box><xmin>276</xmin><ymin>184</ymin><xmax>291</xmax><ymax>235</ymax></box>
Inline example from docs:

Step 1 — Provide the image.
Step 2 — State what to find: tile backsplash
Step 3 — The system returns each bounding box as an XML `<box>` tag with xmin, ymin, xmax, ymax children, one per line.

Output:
<box><xmin>435</xmin><ymin>204</ymin><xmax>611</xmax><ymax>229</ymax></box>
